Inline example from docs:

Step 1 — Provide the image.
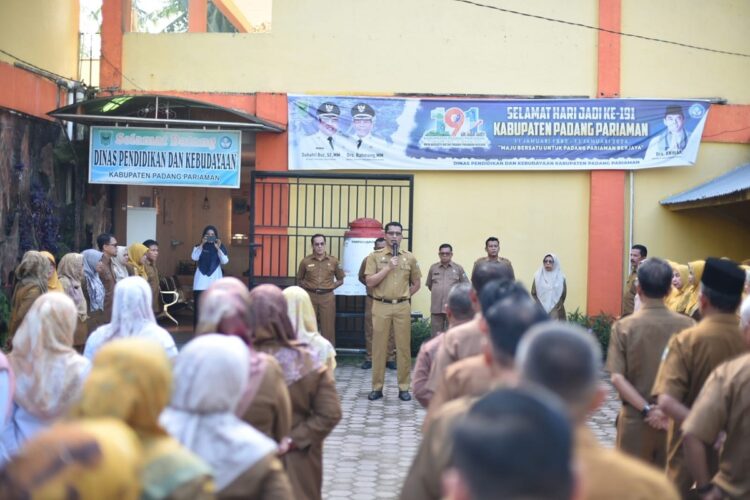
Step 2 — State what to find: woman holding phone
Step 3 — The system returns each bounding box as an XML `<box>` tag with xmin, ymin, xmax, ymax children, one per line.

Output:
<box><xmin>191</xmin><ymin>225</ymin><xmax>229</xmax><ymax>326</ymax></box>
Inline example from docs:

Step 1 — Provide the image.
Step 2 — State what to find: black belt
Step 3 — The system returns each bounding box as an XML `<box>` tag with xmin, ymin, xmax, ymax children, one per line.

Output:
<box><xmin>306</xmin><ymin>288</ymin><xmax>334</xmax><ymax>294</ymax></box>
<box><xmin>368</xmin><ymin>295</ymin><xmax>410</xmax><ymax>304</ymax></box>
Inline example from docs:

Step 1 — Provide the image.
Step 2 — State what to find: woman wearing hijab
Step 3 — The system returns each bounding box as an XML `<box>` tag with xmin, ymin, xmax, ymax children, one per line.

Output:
<box><xmin>84</xmin><ymin>276</ymin><xmax>177</xmax><ymax>361</ymax></box>
<box><xmin>1</xmin><ymin>294</ymin><xmax>90</xmax><ymax>460</ymax></box>
<box><xmin>195</xmin><ymin>278</ymin><xmax>292</xmax><ymax>444</ymax></box>
<box><xmin>161</xmin><ymin>335</ymin><xmax>293</xmax><ymax>499</ymax></box>
<box><xmin>128</xmin><ymin>243</ymin><xmax>150</xmax><ymax>280</ymax></box>
<box><xmin>0</xmin><ymin>418</ymin><xmax>142</xmax><ymax>499</ymax></box>
<box><xmin>531</xmin><ymin>253</ymin><xmax>567</xmax><ymax>320</ymax></box>
<box><xmin>247</xmin><ymin>284</ymin><xmax>341</xmax><ymax>500</ymax></box>
<box><xmin>683</xmin><ymin>260</ymin><xmax>706</xmax><ymax>320</ymax></box>
<box><xmin>58</xmin><ymin>253</ymin><xmax>90</xmax><ymax>351</ymax></box>
<box><xmin>665</xmin><ymin>261</ymin><xmax>690</xmax><ymax>313</ymax></box>
<box><xmin>283</xmin><ymin>286</ymin><xmax>337</xmax><ymax>371</ymax></box>
<box><xmin>112</xmin><ymin>245</ymin><xmax>131</xmax><ymax>282</ymax></box>
<box><xmin>81</xmin><ymin>249</ymin><xmax>106</xmax><ymax>334</ymax></box>
<box><xmin>71</xmin><ymin>338</ymin><xmax>214</xmax><ymax>500</ymax></box>
<box><xmin>191</xmin><ymin>225</ymin><xmax>229</xmax><ymax>326</ymax></box>
<box><xmin>39</xmin><ymin>251</ymin><xmax>63</xmax><ymax>293</ymax></box>
<box><xmin>8</xmin><ymin>251</ymin><xmax>49</xmax><ymax>343</ymax></box>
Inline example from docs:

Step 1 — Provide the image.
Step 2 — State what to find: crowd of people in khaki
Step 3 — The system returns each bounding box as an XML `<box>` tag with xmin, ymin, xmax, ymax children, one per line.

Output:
<box><xmin>1</xmin><ymin>223</ymin><xmax>750</xmax><ymax>499</ymax></box>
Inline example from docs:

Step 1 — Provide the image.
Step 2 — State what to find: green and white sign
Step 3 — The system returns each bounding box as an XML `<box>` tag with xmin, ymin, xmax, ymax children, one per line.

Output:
<box><xmin>89</xmin><ymin>126</ymin><xmax>242</xmax><ymax>188</ymax></box>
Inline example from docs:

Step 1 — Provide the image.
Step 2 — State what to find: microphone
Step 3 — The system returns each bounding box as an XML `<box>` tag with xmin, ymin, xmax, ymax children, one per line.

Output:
<box><xmin>392</xmin><ymin>241</ymin><xmax>399</xmax><ymax>256</ymax></box>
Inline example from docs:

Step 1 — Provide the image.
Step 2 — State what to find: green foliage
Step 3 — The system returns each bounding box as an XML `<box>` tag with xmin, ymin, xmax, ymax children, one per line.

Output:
<box><xmin>0</xmin><ymin>289</ymin><xmax>10</xmax><ymax>350</ymax></box>
<box><xmin>567</xmin><ymin>308</ymin><xmax>615</xmax><ymax>360</ymax></box>
<box><xmin>411</xmin><ymin>317</ymin><xmax>432</xmax><ymax>357</ymax></box>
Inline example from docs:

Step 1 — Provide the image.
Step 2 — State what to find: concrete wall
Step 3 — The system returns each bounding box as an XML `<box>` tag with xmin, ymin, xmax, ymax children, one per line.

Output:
<box><xmin>0</xmin><ymin>0</ymin><xmax>80</xmax><ymax>79</ymax></box>
<box><xmin>621</xmin><ymin>0</ymin><xmax>750</xmax><ymax>264</ymax></box>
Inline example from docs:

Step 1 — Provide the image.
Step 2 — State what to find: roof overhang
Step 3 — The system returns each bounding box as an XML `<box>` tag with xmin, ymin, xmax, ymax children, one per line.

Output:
<box><xmin>48</xmin><ymin>94</ymin><xmax>285</xmax><ymax>132</ymax></box>
<box><xmin>660</xmin><ymin>163</ymin><xmax>750</xmax><ymax>211</ymax></box>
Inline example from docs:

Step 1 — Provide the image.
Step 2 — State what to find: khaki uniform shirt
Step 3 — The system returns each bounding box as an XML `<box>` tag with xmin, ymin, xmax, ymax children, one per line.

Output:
<box><xmin>357</xmin><ymin>257</ymin><xmax>372</xmax><ymax>294</ymax></box>
<box><xmin>576</xmin><ymin>427</ymin><xmax>680</xmax><ymax>500</ymax></box>
<box><xmin>683</xmin><ymin>353</ymin><xmax>750</xmax><ymax>499</ymax></box>
<box><xmin>425</xmin><ymin>261</ymin><xmax>468</xmax><ymax>314</ymax></box>
<box><xmin>652</xmin><ymin>313</ymin><xmax>746</xmax><ymax>410</ymax></box>
<box><xmin>424</xmin><ymin>354</ymin><xmax>495</xmax><ymax>432</ymax></box>
<box><xmin>622</xmin><ymin>270</ymin><xmax>637</xmax><ymax>316</ymax></box>
<box><xmin>296</xmin><ymin>254</ymin><xmax>344</xmax><ymax>291</ymax></box>
<box><xmin>364</xmin><ymin>248</ymin><xmax>421</xmax><ymax>299</ymax></box>
<box><xmin>607</xmin><ymin>302</ymin><xmax>695</xmax><ymax>400</ymax></box>
<box><xmin>425</xmin><ymin>316</ymin><xmax>483</xmax><ymax>394</ymax></box>
<box><xmin>471</xmin><ymin>255</ymin><xmax>515</xmax><ymax>279</ymax></box>
<box><xmin>401</xmin><ymin>394</ymin><xmax>679</xmax><ymax>500</ymax></box>
<box><xmin>98</xmin><ymin>253</ymin><xmax>116</xmax><ymax>322</ymax></box>
<box><xmin>400</xmin><ymin>396</ymin><xmax>475</xmax><ymax>500</ymax></box>
<box><xmin>652</xmin><ymin>313</ymin><xmax>747</xmax><ymax>492</ymax></box>
<box><xmin>219</xmin><ymin>453</ymin><xmax>294</xmax><ymax>499</ymax></box>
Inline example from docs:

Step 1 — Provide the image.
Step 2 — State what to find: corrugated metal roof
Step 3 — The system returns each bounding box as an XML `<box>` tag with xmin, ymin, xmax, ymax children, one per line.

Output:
<box><xmin>661</xmin><ymin>163</ymin><xmax>750</xmax><ymax>206</ymax></box>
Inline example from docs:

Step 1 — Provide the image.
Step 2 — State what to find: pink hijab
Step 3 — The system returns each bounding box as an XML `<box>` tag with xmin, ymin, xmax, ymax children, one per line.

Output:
<box><xmin>248</xmin><ymin>284</ymin><xmax>320</xmax><ymax>385</ymax></box>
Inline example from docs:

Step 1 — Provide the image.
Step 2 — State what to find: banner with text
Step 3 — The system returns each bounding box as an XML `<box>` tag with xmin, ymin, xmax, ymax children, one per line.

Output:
<box><xmin>89</xmin><ymin>126</ymin><xmax>242</xmax><ymax>188</ymax></box>
<box><xmin>288</xmin><ymin>96</ymin><xmax>710</xmax><ymax>171</ymax></box>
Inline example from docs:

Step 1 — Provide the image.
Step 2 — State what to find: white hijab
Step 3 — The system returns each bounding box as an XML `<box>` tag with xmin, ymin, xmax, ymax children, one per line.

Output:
<box><xmin>533</xmin><ymin>253</ymin><xmax>566</xmax><ymax>313</ymax></box>
<box><xmin>160</xmin><ymin>335</ymin><xmax>277</xmax><ymax>491</ymax></box>
<box><xmin>111</xmin><ymin>246</ymin><xmax>130</xmax><ymax>282</ymax></box>
<box><xmin>84</xmin><ymin>277</ymin><xmax>177</xmax><ymax>360</ymax></box>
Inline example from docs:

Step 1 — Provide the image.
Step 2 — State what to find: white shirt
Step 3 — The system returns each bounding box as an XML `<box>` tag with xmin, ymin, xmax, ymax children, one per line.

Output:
<box><xmin>191</xmin><ymin>245</ymin><xmax>229</xmax><ymax>291</ymax></box>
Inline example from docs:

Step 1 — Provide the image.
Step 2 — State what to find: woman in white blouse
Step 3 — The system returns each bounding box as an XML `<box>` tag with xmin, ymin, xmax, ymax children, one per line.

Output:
<box><xmin>192</xmin><ymin>225</ymin><xmax>229</xmax><ymax>326</ymax></box>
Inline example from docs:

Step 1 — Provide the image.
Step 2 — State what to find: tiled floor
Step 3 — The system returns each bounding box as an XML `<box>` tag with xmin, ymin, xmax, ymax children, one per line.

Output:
<box><xmin>322</xmin><ymin>360</ymin><xmax>620</xmax><ymax>500</ymax></box>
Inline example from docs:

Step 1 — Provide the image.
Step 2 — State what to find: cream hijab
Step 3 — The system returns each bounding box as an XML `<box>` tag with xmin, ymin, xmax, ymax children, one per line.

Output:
<box><xmin>283</xmin><ymin>286</ymin><xmax>337</xmax><ymax>371</ymax></box>
<box><xmin>160</xmin><ymin>335</ymin><xmax>277</xmax><ymax>491</ymax></box>
<box><xmin>9</xmin><ymin>293</ymin><xmax>90</xmax><ymax>419</ymax></box>
<box><xmin>533</xmin><ymin>254</ymin><xmax>566</xmax><ymax>313</ymax></box>
<box><xmin>112</xmin><ymin>246</ymin><xmax>130</xmax><ymax>282</ymax></box>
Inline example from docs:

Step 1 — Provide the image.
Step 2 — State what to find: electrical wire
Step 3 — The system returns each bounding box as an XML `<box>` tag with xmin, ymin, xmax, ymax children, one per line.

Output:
<box><xmin>452</xmin><ymin>0</ymin><xmax>750</xmax><ymax>59</ymax></box>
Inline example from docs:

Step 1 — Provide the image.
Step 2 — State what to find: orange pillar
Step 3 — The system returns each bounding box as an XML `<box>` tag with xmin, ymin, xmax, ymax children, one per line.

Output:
<box><xmin>254</xmin><ymin>93</ymin><xmax>290</xmax><ymax>278</ymax></box>
<box><xmin>188</xmin><ymin>0</ymin><xmax>208</xmax><ymax>33</ymax></box>
<box><xmin>587</xmin><ymin>0</ymin><xmax>625</xmax><ymax>316</ymax></box>
<box><xmin>101</xmin><ymin>0</ymin><xmax>126</xmax><ymax>90</ymax></box>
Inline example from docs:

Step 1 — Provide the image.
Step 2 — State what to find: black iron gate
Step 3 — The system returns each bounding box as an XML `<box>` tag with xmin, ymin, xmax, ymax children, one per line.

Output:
<box><xmin>248</xmin><ymin>171</ymin><xmax>414</xmax><ymax>349</ymax></box>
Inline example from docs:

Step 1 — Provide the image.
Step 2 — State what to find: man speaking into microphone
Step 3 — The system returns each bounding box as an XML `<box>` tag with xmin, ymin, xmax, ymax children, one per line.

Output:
<box><xmin>364</xmin><ymin>221</ymin><xmax>422</xmax><ymax>401</ymax></box>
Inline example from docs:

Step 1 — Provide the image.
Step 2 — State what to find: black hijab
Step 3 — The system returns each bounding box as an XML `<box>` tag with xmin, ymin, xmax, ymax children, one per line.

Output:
<box><xmin>198</xmin><ymin>225</ymin><xmax>228</xmax><ymax>276</ymax></box>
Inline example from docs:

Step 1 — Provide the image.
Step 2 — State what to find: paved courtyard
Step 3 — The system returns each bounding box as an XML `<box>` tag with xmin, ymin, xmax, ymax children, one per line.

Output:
<box><xmin>322</xmin><ymin>358</ymin><xmax>620</xmax><ymax>500</ymax></box>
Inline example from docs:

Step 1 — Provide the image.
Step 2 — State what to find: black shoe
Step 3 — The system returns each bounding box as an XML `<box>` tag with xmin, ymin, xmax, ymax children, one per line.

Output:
<box><xmin>398</xmin><ymin>391</ymin><xmax>412</xmax><ymax>402</ymax></box>
<box><xmin>361</xmin><ymin>360</ymin><xmax>372</xmax><ymax>369</ymax></box>
<box><xmin>368</xmin><ymin>390</ymin><xmax>384</xmax><ymax>401</ymax></box>
<box><xmin>386</xmin><ymin>360</ymin><xmax>397</xmax><ymax>370</ymax></box>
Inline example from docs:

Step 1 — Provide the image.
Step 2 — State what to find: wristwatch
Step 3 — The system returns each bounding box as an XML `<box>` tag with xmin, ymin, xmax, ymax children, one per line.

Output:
<box><xmin>640</xmin><ymin>404</ymin><xmax>652</xmax><ymax>418</ymax></box>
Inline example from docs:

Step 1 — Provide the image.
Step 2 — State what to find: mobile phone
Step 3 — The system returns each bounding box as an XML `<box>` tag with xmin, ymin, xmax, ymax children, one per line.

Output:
<box><xmin>206</xmin><ymin>235</ymin><xmax>216</xmax><ymax>243</ymax></box>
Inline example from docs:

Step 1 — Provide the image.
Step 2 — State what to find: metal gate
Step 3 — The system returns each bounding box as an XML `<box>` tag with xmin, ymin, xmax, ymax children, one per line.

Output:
<box><xmin>248</xmin><ymin>171</ymin><xmax>414</xmax><ymax>349</ymax></box>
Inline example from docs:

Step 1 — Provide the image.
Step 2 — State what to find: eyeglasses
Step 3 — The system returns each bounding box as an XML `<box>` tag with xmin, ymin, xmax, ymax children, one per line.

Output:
<box><xmin>439</xmin><ymin>252</ymin><xmax>452</xmax><ymax>255</ymax></box>
<box><xmin>386</xmin><ymin>231</ymin><xmax>402</xmax><ymax>236</ymax></box>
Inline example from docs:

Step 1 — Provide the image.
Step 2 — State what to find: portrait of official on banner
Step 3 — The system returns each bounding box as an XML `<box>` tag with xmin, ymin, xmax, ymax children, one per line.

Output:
<box><xmin>288</xmin><ymin>95</ymin><xmax>710</xmax><ymax>171</ymax></box>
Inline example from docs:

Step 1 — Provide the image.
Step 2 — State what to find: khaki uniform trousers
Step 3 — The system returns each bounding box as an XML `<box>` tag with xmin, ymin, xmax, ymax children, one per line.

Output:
<box><xmin>616</xmin><ymin>406</ymin><xmax>667</xmax><ymax>468</ymax></box>
<box><xmin>429</xmin><ymin>313</ymin><xmax>448</xmax><ymax>337</ymax></box>
<box><xmin>372</xmin><ymin>301</ymin><xmax>411</xmax><ymax>392</ymax></box>
<box><xmin>309</xmin><ymin>291</ymin><xmax>336</xmax><ymax>346</ymax></box>
<box><xmin>365</xmin><ymin>296</ymin><xmax>395</xmax><ymax>362</ymax></box>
